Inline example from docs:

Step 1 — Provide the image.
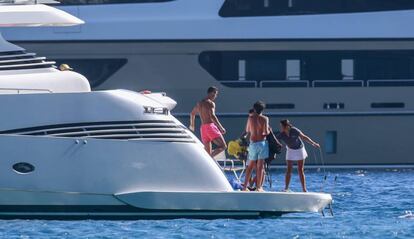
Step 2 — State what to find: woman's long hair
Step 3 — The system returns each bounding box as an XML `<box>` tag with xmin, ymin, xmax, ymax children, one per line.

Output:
<box><xmin>280</xmin><ymin>119</ymin><xmax>293</xmax><ymax>129</ymax></box>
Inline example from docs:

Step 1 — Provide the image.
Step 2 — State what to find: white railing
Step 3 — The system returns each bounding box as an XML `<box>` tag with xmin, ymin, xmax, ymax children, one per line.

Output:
<box><xmin>221</xmin><ymin>80</ymin><xmax>257</xmax><ymax>88</ymax></box>
<box><xmin>367</xmin><ymin>79</ymin><xmax>414</xmax><ymax>87</ymax></box>
<box><xmin>260</xmin><ymin>80</ymin><xmax>309</xmax><ymax>88</ymax></box>
<box><xmin>312</xmin><ymin>80</ymin><xmax>364</xmax><ymax>87</ymax></box>
<box><xmin>0</xmin><ymin>0</ymin><xmax>36</xmax><ymax>5</ymax></box>
<box><xmin>0</xmin><ymin>88</ymin><xmax>52</xmax><ymax>94</ymax></box>
<box><xmin>286</xmin><ymin>76</ymin><xmax>301</xmax><ymax>81</ymax></box>
<box><xmin>220</xmin><ymin>79</ymin><xmax>414</xmax><ymax>88</ymax></box>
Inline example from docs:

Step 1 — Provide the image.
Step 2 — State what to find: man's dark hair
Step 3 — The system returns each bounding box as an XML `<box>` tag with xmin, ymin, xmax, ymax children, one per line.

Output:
<box><xmin>248</xmin><ymin>108</ymin><xmax>255</xmax><ymax>114</ymax></box>
<box><xmin>280</xmin><ymin>119</ymin><xmax>292</xmax><ymax>128</ymax></box>
<box><xmin>207</xmin><ymin>86</ymin><xmax>218</xmax><ymax>94</ymax></box>
<box><xmin>253</xmin><ymin>101</ymin><xmax>265</xmax><ymax>114</ymax></box>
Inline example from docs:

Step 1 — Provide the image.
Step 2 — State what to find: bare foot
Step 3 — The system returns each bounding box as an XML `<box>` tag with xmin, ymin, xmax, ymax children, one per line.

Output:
<box><xmin>256</xmin><ymin>187</ymin><xmax>265</xmax><ymax>192</ymax></box>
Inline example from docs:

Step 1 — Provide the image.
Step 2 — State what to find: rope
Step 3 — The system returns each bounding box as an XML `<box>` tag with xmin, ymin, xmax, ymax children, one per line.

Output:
<box><xmin>317</xmin><ymin>146</ymin><xmax>328</xmax><ymax>192</ymax></box>
<box><xmin>312</xmin><ymin>146</ymin><xmax>320</xmax><ymax>172</ymax></box>
<box><xmin>319</xmin><ymin>147</ymin><xmax>327</xmax><ymax>176</ymax></box>
<box><xmin>317</xmin><ymin>147</ymin><xmax>336</xmax><ymax>217</ymax></box>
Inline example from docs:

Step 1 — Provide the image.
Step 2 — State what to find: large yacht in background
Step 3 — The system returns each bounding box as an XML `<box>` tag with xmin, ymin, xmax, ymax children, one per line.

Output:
<box><xmin>3</xmin><ymin>0</ymin><xmax>414</xmax><ymax>166</ymax></box>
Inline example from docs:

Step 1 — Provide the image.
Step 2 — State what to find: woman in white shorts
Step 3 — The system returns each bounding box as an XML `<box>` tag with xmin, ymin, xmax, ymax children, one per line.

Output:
<box><xmin>276</xmin><ymin>119</ymin><xmax>320</xmax><ymax>192</ymax></box>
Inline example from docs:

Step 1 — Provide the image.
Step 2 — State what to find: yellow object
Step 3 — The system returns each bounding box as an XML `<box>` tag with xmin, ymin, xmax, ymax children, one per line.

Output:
<box><xmin>59</xmin><ymin>64</ymin><xmax>73</xmax><ymax>71</ymax></box>
<box><xmin>228</xmin><ymin>140</ymin><xmax>244</xmax><ymax>158</ymax></box>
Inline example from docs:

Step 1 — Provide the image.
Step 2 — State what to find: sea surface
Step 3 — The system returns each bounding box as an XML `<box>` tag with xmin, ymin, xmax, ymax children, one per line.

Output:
<box><xmin>0</xmin><ymin>169</ymin><xmax>412</xmax><ymax>239</ymax></box>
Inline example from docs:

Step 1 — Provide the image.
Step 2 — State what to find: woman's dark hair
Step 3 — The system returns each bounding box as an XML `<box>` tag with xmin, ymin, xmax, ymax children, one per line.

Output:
<box><xmin>280</xmin><ymin>119</ymin><xmax>292</xmax><ymax>128</ymax></box>
<box><xmin>253</xmin><ymin>101</ymin><xmax>265</xmax><ymax>114</ymax></box>
<box><xmin>207</xmin><ymin>86</ymin><xmax>218</xmax><ymax>94</ymax></box>
<box><xmin>248</xmin><ymin>108</ymin><xmax>255</xmax><ymax>114</ymax></box>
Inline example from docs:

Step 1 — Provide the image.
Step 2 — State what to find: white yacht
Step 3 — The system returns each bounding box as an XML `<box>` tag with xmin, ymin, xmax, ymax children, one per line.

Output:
<box><xmin>0</xmin><ymin>1</ymin><xmax>331</xmax><ymax>219</ymax></box>
<box><xmin>3</xmin><ymin>0</ymin><xmax>413</xmax><ymax>167</ymax></box>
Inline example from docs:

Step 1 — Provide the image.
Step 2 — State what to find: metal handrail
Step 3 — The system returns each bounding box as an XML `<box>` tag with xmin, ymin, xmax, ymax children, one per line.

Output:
<box><xmin>0</xmin><ymin>88</ymin><xmax>52</xmax><ymax>94</ymax></box>
<box><xmin>0</xmin><ymin>61</ymin><xmax>56</xmax><ymax>69</ymax></box>
<box><xmin>5</xmin><ymin>122</ymin><xmax>178</xmax><ymax>135</ymax></box>
<box><xmin>221</xmin><ymin>80</ymin><xmax>258</xmax><ymax>88</ymax></box>
<box><xmin>312</xmin><ymin>80</ymin><xmax>364</xmax><ymax>87</ymax></box>
<box><xmin>0</xmin><ymin>57</ymin><xmax>46</xmax><ymax>64</ymax></box>
<box><xmin>287</xmin><ymin>76</ymin><xmax>301</xmax><ymax>81</ymax></box>
<box><xmin>51</xmin><ymin>128</ymin><xmax>185</xmax><ymax>137</ymax></box>
<box><xmin>0</xmin><ymin>53</ymin><xmax>36</xmax><ymax>60</ymax></box>
<box><xmin>0</xmin><ymin>0</ymin><xmax>36</xmax><ymax>5</ymax></box>
<box><xmin>260</xmin><ymin>80</ymin><xmax>309</xmax><ymax>88</ymax></box>
<box><xmin>367</xmin><ymin>79</ymin><xmax>414</xmax><ymax>87</ymax></box>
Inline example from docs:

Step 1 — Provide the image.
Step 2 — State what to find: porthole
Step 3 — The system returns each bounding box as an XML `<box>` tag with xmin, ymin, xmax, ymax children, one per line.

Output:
<box><xmin>12</xmin><ymin>162</ymin><xmax>35</xmax><ymax>174</ymax></box>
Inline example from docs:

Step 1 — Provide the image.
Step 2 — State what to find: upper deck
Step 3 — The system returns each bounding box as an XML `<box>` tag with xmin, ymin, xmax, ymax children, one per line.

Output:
<box><xmin>2</xmin><ymin>0</ymin><xmax>414</xmax><ymax>41</ymax></box>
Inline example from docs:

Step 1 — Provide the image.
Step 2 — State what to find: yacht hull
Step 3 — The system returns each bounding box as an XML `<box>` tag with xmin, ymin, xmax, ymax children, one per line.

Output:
<box><xmin>0</xmin><ymin>89</ymin><xmax>333</xmax><ymax>220</ymax></box>
<box><xmin>0</xmin><ymin>190</ymin><xmax>331</xmax><ymax>220</ymax></box>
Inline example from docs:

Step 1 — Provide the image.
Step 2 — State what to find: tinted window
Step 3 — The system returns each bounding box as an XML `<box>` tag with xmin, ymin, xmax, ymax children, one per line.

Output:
<box><xmin>13</xmin><ymin>162</ymin><xmax>35</xmax><ymax>174</ymax></box>
<box><xmin>55</xmin><ymin>59</ymin><xmax>127</xmax><ymax>88</ymax></box>
<box><xmin>220</xmin><ymin>0</ymin><xmax>414</xmax><ymax>17</ymax></box>
<box><xmin>199</xmin><ymin>50</ymin><xmax>414</xmax><ymax>88</ymax></box>
<box><xmin>325</xmin><ymin>131</ymin><xmax>337</xmax><ymax>154</ymax></box>
<box><xmin>355</xmin><ymin>54</ymin><xmax>414</xmax><ymax>81</ymax></box>
<box><xmin>323</xmin><ymin>103</ymin><xmax>345</xmax><ymax>110</ymax></box>
<box><xmin>266</xmin><ymin>103</ymin><xmax>295</xmax><ymax>109</ymax></box>
<box><xmin>371</xmin><ymin>102</ymin><xmax>405</xmax><ymax>108</ymax></box>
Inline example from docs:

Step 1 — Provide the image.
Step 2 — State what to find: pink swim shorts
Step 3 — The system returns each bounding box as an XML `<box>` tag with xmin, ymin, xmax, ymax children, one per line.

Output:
<box><xmin>200</xmin><ymin>123</ymin><xmax>222</xmax><ymax>144</ymax></box>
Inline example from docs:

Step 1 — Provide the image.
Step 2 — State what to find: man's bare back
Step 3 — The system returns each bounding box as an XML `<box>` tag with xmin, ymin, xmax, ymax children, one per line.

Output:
<box><xmin>189</xmin><ymin>87</ymin><xmax>227</xmax><ymax>158</ymax></box>
<box><xmin>197</xmin><ymin>99</ymin><xmax>215</xmax><ymax>125</ymax></box>
<box><xmin>247</xmin><ymin>114</ymin><xmax>269</xmax><ymax>142</ymax></box>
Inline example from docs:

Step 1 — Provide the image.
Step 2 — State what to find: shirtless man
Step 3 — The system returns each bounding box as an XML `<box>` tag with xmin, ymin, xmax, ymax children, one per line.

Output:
<box><xmin>189</xmin><ymin>86</ymin><xmax>227</xmax><ymax>158</ymax></box>
<box><xmin>243</xmin><ymin>101</ymin><xmax>270</xmax><ymax>192</ymax></box>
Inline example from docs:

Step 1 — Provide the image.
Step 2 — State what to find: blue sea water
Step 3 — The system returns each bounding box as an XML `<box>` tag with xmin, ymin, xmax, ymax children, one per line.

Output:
<box><xmin>0</xmin><ymin>169</ymin><xmax>412</xmax><ymax>239</ymax></box>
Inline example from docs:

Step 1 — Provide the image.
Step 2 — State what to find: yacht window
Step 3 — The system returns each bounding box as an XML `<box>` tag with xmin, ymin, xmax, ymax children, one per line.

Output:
<box><xmin>286</xmin><ymin>59</ymin><xmax>300</xmax><ymax>80</ymax></box>
<box><xmin>47</xmin><ymin>0</ymin><xmax>174</xmax><ymax>5</ymax></box>
<box><xmin>13</xmin><ymin>162</ymin><xmax>35</xmax><ymax>174</ymax></box>
<box><xmin>371</xmin><ymin>102</ymin><xmax>405</xmax><ymax>109</ymax></box>
<box><xmin>238</xmin><ymin>59</ymin><xmax>246</xmax><ymax>81</ymax></box>
<box><xmin>323</xmin><ymin>103</ymin><xmax>345</xmax><ymax>110</ymax></box>
<box><xmin>325</xmin><ymin>131</ymin><xmax>337</xmax><ymax>154</ymax></box>
<box><xmin>199</xmin><ymin>50</ymin><xmax>414</xmax><ymax>88</ymax></box>
<box><xmin>355</xmin><ymin>55</ymin><xmax>414</xmax><ymax>81</ymax></box>
<box><xmin>219</xmin><ymin>0</ymin><xmax>414</xmax><ymax>17</ymax></box>
<box><xmin>54</xmin><ymin>59</ymin><xmax>127</xmax><ymax>88</ymax></box>
<box><xmin>247</xmin><ymin>57</ymin><xmax>286</xmax><ymax>82</ymax></box>
<box><xmin>303</xmin><ymin>54</ymin><xmax>342</xmax><ymax>82</ymax></box>
<box><xmin>341</xmin><ymin>59</ymin><xmax>354</xmax><ymax>80</ymax></box>
<box><xmin>266</xmin><ymin>103</ymin><xmax>295</xmax><ymax>109</ymax></box>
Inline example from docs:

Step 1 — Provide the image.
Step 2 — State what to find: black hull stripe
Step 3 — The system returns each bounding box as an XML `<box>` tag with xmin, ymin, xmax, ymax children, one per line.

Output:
<box><xmin>0</xmin><ymin>205</ymin><xmax>283</xmax><ymax>220</ymax></box>
<box><xmin>10</xmin><ymin>38</ymin><xmax>414</xmax><ymax>44</ymax></box>
<box><xmin>0</xmin><ymin>120</ymin><xmax>176</xmax><ymax>135</ymax></box>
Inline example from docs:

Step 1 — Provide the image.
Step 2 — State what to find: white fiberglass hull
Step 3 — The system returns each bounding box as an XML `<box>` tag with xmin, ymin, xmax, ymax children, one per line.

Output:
<box><xmin>0</xmin><ymin>189</ymin><xmax>332</xmax><ymax>219</ymax></box>
<box><xmin>0</xmin><ymin>90</ymin><xmax>332</xmax><ymax>219</ymax></box>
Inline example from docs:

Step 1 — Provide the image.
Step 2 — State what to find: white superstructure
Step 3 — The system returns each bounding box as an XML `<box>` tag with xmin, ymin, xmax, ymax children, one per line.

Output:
<box><xmin>3</xmin><ymin>0</ymin><xmax>414</xmax><ymax>40</ymax></box>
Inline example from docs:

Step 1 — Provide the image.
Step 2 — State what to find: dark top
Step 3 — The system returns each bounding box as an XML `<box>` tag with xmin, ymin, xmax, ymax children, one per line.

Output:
<box><xmin>276</xmin><ymin>127</ymin><xmax>304</xmax><ymax>150</ymax></box>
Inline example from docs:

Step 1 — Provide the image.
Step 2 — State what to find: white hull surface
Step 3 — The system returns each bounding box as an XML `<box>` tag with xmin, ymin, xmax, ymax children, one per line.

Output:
<box><xmin>0</xmin><ymin>133</ymin><xmax>331</xmax><ymax>219</ymax></box>
<box><xmin>0</xmin><ymin>189</ymin><xmax>331</xmax><ymax>219</ymax></box>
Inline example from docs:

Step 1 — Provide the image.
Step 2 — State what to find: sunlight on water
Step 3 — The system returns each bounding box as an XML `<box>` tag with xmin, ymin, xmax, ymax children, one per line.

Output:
<box><xmin>399</xmin><ymin>211</ymin><xmax>414</xmax><ymax>219</ymax></box>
